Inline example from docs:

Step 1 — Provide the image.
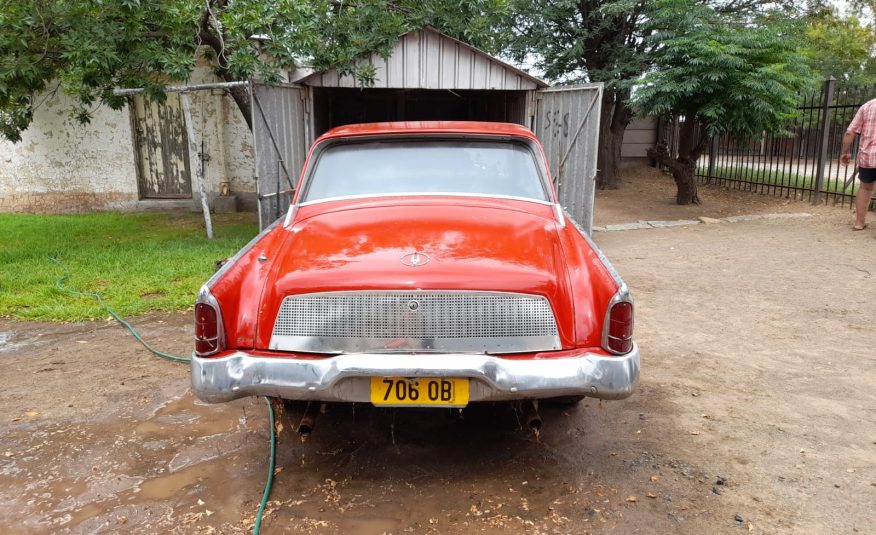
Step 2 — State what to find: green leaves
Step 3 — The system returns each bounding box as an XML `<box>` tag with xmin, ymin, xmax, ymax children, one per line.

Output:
<box><xmin>0</xmin><ymin>0</ymin><xmax>510</xmax><ymax>141</ymax></box>
<box><xmin>633</xmin><ymin>0</ymin><xmax>812</xmax><ymax>142</ymax></box>
<box><xmin>803</xmin><ymin>9</ymin><xmax>876</xmax><ymax>85</ymax></box>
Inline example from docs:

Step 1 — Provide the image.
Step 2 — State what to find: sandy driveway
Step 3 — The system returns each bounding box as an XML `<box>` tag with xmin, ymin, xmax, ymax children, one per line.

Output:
<box><xmin>1</xmin><ymin>180</ymin><xmax>874</xmax><ymax>534</ymax></box>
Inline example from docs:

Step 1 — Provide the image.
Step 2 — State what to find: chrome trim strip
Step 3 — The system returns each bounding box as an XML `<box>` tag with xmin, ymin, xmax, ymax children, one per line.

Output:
<box><xmin>297</xmin><ymin>192</ymin><xmax>555</xmax><ymax>208</ymax></box>
<box><xmin>205</xmin><ymin>217</ymin><xmax>282</xmax><ymax>288</ymax></box>
<box><xmin>269</xmin><ymin>290</ymin><xmax>562</xmax><ymax>354</ymax></box>
<box><xmin>553</xmin><ymin>203</ymin><xmax>566</xmax><ymax>227</ymax></box>
<box><xmin>269</xmin><ymin>335</ymin><xmax>562</xmax><ymax>355</ymax></box>
<box><xmin>191</xmin><ymin>343</ymin><xmax>640</xmax><ymax>403</ymax></box>
<box><xmin>283</xmin><ymin>204</ymin><xmax>298</xmax><ymax>228</ymax></box>
<box><xmin>270</xmin><ymin>289</ymin><xmax>553</xmax><ymax>298</ymax></box>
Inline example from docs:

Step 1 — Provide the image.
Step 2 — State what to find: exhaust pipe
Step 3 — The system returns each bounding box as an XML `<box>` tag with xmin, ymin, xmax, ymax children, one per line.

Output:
<box><xmin>297</xmin><ymin>402</ymin><xmax>326</xmax><ymax>437</ymax></box>
<box><xmin>521</xmin><ymin>400</ymin><xmax>542</xmax><ymax>433</ymax></box>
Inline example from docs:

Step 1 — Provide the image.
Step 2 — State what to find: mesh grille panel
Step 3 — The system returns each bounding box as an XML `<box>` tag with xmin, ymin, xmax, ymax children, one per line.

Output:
<box><xmin>270</xmin><ymin>291</ymin><xmax>560</xmax><ymax>353</ymax></box>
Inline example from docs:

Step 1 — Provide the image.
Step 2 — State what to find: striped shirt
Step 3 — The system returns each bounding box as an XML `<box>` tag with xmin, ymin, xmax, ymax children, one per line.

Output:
<box><xmin>847</xmin><ymin>98</ymin><xmax>876</xmax><ymax>168</ymax></box>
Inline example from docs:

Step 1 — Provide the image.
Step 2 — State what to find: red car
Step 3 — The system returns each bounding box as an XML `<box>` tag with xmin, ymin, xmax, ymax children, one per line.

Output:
<box><xmin>192</xmin><ymin>121</ymin><xmax>638</xmax><ymax>415</ymax></box>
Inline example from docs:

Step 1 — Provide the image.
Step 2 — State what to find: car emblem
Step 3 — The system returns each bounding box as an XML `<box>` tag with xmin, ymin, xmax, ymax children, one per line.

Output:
<box><xmin>408</xmin><ymin>300</ymin><xmax>420</xmax><ymax>311</ymax></box>
<box><xmin>400</xmin><ymin>251</ymin><xmax>430</xmax><ymax>267</ymax></box>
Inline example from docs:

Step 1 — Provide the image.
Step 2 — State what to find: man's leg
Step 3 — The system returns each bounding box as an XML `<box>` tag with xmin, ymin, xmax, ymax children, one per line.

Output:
<box><xmin>855</xmin><ymin>180</ymin><xmax>876</xmax><ymax>229</ymax></box>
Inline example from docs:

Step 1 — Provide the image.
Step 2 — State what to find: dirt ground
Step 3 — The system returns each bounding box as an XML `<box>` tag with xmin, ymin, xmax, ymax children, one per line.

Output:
<box><xmin>1</xmin><ymin>165</ymin><xmax>874</xmax><ymax>534</ymax></box>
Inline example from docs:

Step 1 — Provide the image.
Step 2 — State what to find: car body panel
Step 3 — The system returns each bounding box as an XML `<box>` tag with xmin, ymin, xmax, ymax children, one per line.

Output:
<box><xmin>194</xmin><ymin>121</ymin><xmax>636</xmax><ymax>403</ymax></box>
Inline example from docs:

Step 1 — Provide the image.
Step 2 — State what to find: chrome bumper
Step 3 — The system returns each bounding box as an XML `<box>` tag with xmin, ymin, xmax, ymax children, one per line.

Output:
<box><xmin>191</xmin><ymin>344</ymin><xmax>640</xmax><ymax>404</ymax></box>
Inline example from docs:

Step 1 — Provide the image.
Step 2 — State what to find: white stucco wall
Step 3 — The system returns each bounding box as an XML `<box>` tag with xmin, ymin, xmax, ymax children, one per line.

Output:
<box><xmin>0</xmin><ymin>91</ymin><xmax>141</xmax><ymax>213</ymax></box>
<box><xmin>0</xmin><ymin>63</ymin><xmax>257</xmax><ymax>214</ymax></box>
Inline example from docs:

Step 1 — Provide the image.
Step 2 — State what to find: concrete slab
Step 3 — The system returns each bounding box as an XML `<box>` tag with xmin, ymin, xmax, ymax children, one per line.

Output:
<box><xmin>604</xmin><ymin>222</ymin><xmax>653</xmax><ymax>231</ymax></box>
<box><xmin>645</xmin><ymin>219</ymin><xmax>700</xmax><ymax>228</ymax></box>
<box><xmin>213</xmin><ymin>196</ymin><xmax>238</xmax><ymax>214</ymax></box>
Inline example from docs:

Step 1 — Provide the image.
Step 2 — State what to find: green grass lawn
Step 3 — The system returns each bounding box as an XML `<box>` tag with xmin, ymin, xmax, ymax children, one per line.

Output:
<box><xmin>0</xmin><ymin>212</ymin><xmax>258</xmax><ymax>321</ymax></box>
<box><xmin>697</xmin><ymin>165</ymin><xmax>863</xmax><ymax>195</ymax></box>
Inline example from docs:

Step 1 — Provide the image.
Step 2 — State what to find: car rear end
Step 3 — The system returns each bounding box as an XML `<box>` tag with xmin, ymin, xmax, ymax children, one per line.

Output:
<box><xmin>191</xmin><ymin>121</ymin><xmax>639</xmax><ymax>409</ymax></box>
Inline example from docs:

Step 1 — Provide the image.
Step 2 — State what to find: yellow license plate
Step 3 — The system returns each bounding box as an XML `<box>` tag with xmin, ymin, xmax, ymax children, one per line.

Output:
<box><xmin>370</xmin><ymin>377</ymin><xmax>469</xmax><ymax>407</ymax></box>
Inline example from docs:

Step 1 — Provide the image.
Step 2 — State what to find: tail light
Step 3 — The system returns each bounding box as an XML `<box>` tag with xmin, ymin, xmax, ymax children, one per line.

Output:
<box><xmin>195</xmin><ymin>287</ymin><xmax>224</xmax><ymax>356</ymax></box>
<box><xmin>603</xmin><ymin>293</ymin><xmax>634</xmax><ymax>355</ymax></box>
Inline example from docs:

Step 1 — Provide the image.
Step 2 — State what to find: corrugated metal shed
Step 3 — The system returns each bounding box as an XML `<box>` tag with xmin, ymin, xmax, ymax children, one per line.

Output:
<box><xmin>299</xmin><ymin>27</ymin><xmax>547</xmax><ymax>90</ymax></box>
<box><xmin>535</xmin><ymin>84</ymin><xmax>603</xmax><ymax>233</ymax></box>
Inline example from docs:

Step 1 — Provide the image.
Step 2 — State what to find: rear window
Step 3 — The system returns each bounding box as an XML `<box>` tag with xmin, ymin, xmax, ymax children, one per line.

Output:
<box><xmin>301</xmin><ymin>139</ymin><xmax>548</xmax><ymax>203</ymax></box>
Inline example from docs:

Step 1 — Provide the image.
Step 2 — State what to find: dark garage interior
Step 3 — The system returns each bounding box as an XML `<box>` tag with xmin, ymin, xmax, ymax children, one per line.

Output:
<box><xmin>311</xmin><ymin>88</ymin><xmax>529</xmax><ymax>136</ymax></box>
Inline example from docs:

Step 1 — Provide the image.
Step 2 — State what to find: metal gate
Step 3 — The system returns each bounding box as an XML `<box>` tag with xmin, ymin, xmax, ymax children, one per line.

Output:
<box><xmin>252</xmin><ymin>84</ymin><xmax>310</xmax><ymax>228</ymax></box>
<box><xmin>131</xmin><ymin>93</ymin><xmax>193</xmax><ymax>198</ymax></box>
<box><xmin>534</xmin><ymin>84</ymin><xmax>603</xmax><ymax>234</ymax></box>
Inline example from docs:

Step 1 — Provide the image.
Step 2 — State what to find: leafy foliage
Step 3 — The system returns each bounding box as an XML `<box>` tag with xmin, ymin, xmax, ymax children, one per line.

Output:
<box><xmin>633</xmin><ymin>0</ymin><xmax>812</xmax><ymax>142</ymax></box>
<box><xmin>0</xmin><ymin>0</ymin><xmax>508</xmax><ymax>142</ymax></box>
<box><xmin>507</xmin><ymin>0</ymin><xmax>650</xmax><ymax>89</ymax></box>
<box><xmin>802</xmin><ymin>8</ymin><xmax>876</xmax><ymax>85</ymax></box>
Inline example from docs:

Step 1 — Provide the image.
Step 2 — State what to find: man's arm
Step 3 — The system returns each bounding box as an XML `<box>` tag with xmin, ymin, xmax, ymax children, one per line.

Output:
<box><xmin>841</xmin><ymin>131</ymin><xmax>857</xmax><ymax>166</ymax></box>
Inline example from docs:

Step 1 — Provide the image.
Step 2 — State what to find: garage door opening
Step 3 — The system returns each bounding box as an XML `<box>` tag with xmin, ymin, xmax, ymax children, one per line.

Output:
<box><xmin>311</xmin><ymin>88</ymin><xmax>528</xmax><ymax>137</ymax></box>
<box><xmin>253</xmin><ymin>27</ymin><xmax>602</xmax><ymax>234</ymax></box>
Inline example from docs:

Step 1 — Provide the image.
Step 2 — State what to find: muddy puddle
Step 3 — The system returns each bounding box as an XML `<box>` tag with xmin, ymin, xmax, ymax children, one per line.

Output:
<box><xmin>1</xmin><ymin>389</ymin><xmax>679</xmax><ymax>534</ymax></box>
<box><xmin>0</xmin><ymin>391</ymin><xmax>265</xmax><ymax>533</ymax></box>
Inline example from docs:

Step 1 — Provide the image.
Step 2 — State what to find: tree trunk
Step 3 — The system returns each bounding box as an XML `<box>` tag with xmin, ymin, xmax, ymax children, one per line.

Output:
<box><xmin>226</xmin><ymin>85</ymin><xmax>252</xmax><ymax>130</ymax></box>
<box><xmin>198</xmin><ymin>10</ymin><xmax>253</xmax><ymax>130</ymax></box>
<box><xmin>647</xmin><ymin>119</ymin><xmax>709</xmax><ymax>205</ymax></box>
<box><xmin>673</xmin><ymin>165</ymin><xmax>699</xmax><ymax>205</ymax></box>
<box><xmin>596</xmin><ymin>89</ymin><xmax>632</xmax><ymax>190</ymax></box>
<box><xmin>673</xmin><ymin>119</ymin><xmax>700</xmax><ymax>204</ymax></box>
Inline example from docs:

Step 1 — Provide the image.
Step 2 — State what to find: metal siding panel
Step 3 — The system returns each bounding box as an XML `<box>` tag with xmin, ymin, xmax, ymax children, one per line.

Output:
<box><xmin>534</xmin><ymin>84</ymin><xmax>602</xmax><ymax>233</ymax></box>
<box><xmin>388</xmin><ymin>36</ymin><xmax>405</xmax><ymax>87</ymax></box>
<box><xmin>337</xmin><ymin>71</ymin><xmax>355</xmax><ymax>88</ymax></box>
<box><xmin>425</xmin><ymin>31</ymin><xmax>441</xmax><ymax>89</ymax></box>
<box><xmin>472</xmin><ymin>54</ymin><xmax>489</xmax><ymax>89</ymax></box>
<box><xmin>621</xmin><ymin>143</ymin><xmax>653</xmax><ymax>158</ymax></box>
<box><xmin>374</xmin><ymin>55</ymin><xmax>389</xmax><ymax>89</ymax></box>
<box><xmin>624</xmin><ymin>129</ymin><xmax>657</xmax><ymax>144</ymax></box>
<box><xmin>322</xmin><ymin>70</ymin><xmax>338</xmax><ymax>87</ymax></box>
<box><xmin>300</xmin><ymin>28</ymin><xmax>545</xmax><ymax>90</ymax></box>
<box><xmin>254</xmin><ymin>85</ymin><xmax>308</xmax><ymax>228</ymax></box>
<box><xmin>457</xmin><ymin>50</ymin><xmax>473</xmax><ymax>90</ymax></box>
<box><xmin>489</xmin><ymin>60</ymin><xmax>505</xmax><ymax>89</ymax></box>
<box><xmin>441</xmin><ymin>42</ymin><xmax>457</xmax><ymax>89</ymax></box>
<box><xmin>505</xmin><ymin>70</ymin><xmax>519</xmax><ymax>90</ymax></box>
<box><xmin>627</xmin><ymin>117</ymin><xmax>657</xmax><ymax>130</ymax></box>
<box><xmin>404</xmin><ymin>31</ymin><xmax>419</xmax><ymax>88</ymax></box>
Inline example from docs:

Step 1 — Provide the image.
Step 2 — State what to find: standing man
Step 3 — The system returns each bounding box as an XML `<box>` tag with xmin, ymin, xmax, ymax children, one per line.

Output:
<box><xmin>841</xmin><ymin>98</ymin><xmax>876</xmax><ymax>230</ymax></box>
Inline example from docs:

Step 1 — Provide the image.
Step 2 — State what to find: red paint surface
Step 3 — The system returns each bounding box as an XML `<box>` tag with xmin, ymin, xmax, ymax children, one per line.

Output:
<box><xmin>207</xmin><ymin>122</ymin><xmax>620</xmax><ymax>357</ymax></box>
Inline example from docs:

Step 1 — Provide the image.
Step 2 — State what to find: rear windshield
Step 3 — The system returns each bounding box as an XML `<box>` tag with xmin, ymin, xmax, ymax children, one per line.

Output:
<box><xmin>301</xmin><ymin>139</ymin><xmax>548</xmax><ymax>202</ymax></box>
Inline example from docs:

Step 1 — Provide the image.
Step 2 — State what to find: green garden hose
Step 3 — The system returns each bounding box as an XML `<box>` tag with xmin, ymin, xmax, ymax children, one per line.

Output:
<box><xmin>50</xmin><ymin>257</ymin><xmax>276</xmax><ymax>535</ymax></box>
<box><xmin>254</xmin><ymin>397</ymin><xmax>276</xmax><ymax>534</ymax></box>
<box><xmin>50</xmin><ymin>257</ymin><xmax>190</xmax><ymax>363</ymax></box>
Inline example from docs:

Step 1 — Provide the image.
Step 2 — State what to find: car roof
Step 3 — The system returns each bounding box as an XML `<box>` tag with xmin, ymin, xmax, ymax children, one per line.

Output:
<box><xmin>317</xmin><ymin>121</ymin><xmax>538</xmax><ymax>142</ymax></box>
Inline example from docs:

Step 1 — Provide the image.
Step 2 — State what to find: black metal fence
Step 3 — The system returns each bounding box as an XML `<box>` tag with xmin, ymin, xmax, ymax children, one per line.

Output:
<box><xmin>664</xmin><ymin>79</ymin><xmax>876</xmax><ymax>209</ymax></box>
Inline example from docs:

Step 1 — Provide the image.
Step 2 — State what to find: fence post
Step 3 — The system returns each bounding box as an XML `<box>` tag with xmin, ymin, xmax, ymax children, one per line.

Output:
<box><xmin>706</xmin><ymin>135</ymin><xmax>717</xmax><ymax>184</ymax></box>
<box><xmin>813</xmin><ymin>77</ymin><xmax>836</xmax><ymax>204</ymax></box>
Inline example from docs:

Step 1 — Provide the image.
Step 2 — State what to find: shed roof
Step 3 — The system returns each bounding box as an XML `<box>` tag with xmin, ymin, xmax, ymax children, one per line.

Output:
<box><xmin>298</xmin><ymin>27</ymin><xmax>547</xmax><ymax>91</ymax></box>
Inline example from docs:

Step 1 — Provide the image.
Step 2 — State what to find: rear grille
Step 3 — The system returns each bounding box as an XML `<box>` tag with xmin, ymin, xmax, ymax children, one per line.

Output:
<box><xmin>269</xmin><ymin>291</ymin><xmax>561</xmax><ymax>354</ymax></box>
